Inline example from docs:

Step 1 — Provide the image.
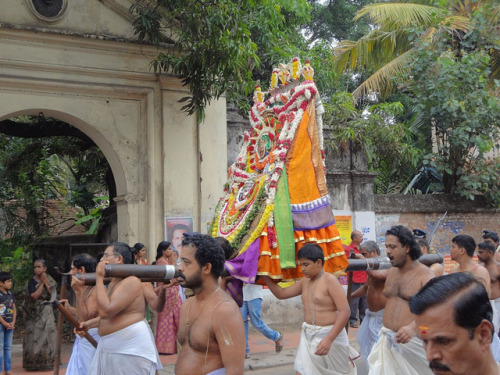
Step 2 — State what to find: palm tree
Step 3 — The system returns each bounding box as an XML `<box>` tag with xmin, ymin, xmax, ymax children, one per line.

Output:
<box><xmin>332</xmin><ymin>0</ymin><xmax>500</xmax><ymax>99</ymax></box>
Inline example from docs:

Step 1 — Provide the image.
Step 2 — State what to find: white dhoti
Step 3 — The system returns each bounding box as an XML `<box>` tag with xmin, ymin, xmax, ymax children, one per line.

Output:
<box><xmin>356</xmin><ymin>309</ymin><xmax>383</xmax><ymax>368</ymax></box>
<box><xmin>66</xmin><ymin>328</ymin><xmax>100</xmax><ymax>375</ymax></box>
<box><xmin>295</xmin><ymin>322</ymin><xmax>358</xmax><ymax>375</ymax></box>
<box><xmin>89</xmin><ymin>320</ymin><xmax>162</xmax><ymax>375</ymax></box>
<box><xmin>367</xmin><ymin>326</ymin><xmax>432</xmax><ymax>375</ymax></box>
<box><xmin>491</xmin><ymin>298</ymin><xmax>500</xmax><ymax>334</ymax></box>
<box><xmin>489</xmin><ymin>299</ymin><xmax>500</xmax><ymax>362</ymax></box>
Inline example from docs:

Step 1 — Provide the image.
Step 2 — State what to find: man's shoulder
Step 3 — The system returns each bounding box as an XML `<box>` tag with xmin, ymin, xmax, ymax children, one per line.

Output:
<box><xmin>472</xmin><ymin>263</ymin><xmax>490</xmax><ymax>276</ymax></box>
<box><xmin>116</xmin><ymin>275</ymin><xmax>142</xmax><ymax>290</ymax></box>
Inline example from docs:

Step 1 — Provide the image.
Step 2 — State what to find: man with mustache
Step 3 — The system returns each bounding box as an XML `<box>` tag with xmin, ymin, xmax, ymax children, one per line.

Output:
<box><xmin>367</xmin><ymin>225</ymin><xmax>434</xmax><ymax>374</ymax></box>
<box><xmin>175</xmin><ymin>233</ymin><xmax>245</xmax><ymax>375</ymax></box>
<box><xmin>410</xmin><ymin>272</ymin><xmax>500</xmax><ymax>375</ymax></box>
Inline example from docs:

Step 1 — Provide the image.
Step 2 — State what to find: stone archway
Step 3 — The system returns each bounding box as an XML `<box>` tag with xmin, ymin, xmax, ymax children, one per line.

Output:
<box><xmin>0</xmin><ymin>108</ymin><xmax>127</xmax><ymax>241</ymax></box>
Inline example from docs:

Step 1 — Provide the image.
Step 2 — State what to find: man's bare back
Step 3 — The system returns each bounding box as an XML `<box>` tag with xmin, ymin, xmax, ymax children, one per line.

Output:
<box><xmin>97</xmin><ymin>276</ymin><xmax>145</xmax><ymax>336</ymax></box>
<box><xmin>484</xmin><ymin>262</ymin><xmax>500</xmax><ymax>299</ymax></box>
<box><xmin>450</xmin><ymin>261</ymin><xmax>492</xmax><ymax>297</ymax></box>
<box><xmin>383</xmin><ymin>263</ymin><xmax>434</xmax><ymax>332</ymax></box>
<box><xmin>364</xmin><ymin>270</ymin><xmax>388</xmax><ymax>312</ymax></box>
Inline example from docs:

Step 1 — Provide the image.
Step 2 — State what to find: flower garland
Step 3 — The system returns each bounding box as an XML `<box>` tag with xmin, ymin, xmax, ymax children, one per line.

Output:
<box><xmin>211</xmin><ymin>77</ymin><xmax>326</xmax><ymax>253</ymax></box>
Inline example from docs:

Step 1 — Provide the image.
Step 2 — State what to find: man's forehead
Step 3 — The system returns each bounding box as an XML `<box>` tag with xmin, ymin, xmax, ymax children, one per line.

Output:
<box><xmin>181</xmin><ymin>244</ymin><xmax>196</xmax><ymax>257</ymax></box>
<box><xmin>385</xmin><ymin>234</ymin><xmax>401</xmax><ymax>245</ymax></box>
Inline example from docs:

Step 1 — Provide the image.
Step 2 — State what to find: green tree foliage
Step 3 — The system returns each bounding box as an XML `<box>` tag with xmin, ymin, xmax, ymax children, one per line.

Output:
<box><xmin>303</xmin><ymin>0</ymin><xmax>371</xmax><ymax>44</ymax></box>
<box><xmin>0</xmin><ymin>117</ymin><xmax>109</xmax><ymax>241</ymax></box>
<box><xmin>324</xmin><ymin>92</ymin><xmax>423</xmax><ymax>193</ymax></box>
<box><xmin>405</xmin><ymin>47</ymin><xmax>500</xmax><ymax>202</ymax></box>
<box><xmin>332</xmin><ymin>0</ymin><xmax>500</xmax><ymax>99</ymax></box>
<box><xmin>131</xmin><ymin>0</ymin><xmax>310</xmax><ymax>118</ymax></box>
<box><xmin>131</xmin><ymin>0</ymin><xmax>372</xmax><ymax>116</ymax></box>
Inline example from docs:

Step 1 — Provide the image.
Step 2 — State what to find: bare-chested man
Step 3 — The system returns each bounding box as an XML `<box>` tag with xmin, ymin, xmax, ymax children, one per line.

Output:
<box><xmin>175</xmin><ymin>233</ymin><xmax>245</xmax><ymax>375</ymax></box>
<box><xmin>484</xmin><ymin>230</ymin><xmax>500</xmax><ymax>262</ymax></box>
<box><xmin>62</xmin><ymin>253</ymin><xmax>100</xmax><ymax>375</ymax></box>
<box><xmin>350</xmin><ymin>241</ymin><xmax>388</xmax><ymax>368</ymax></box>
<box><xmin>449</xmin><ymin>235</ymin><xmax>491</xmax><ymax>296</ymax></box>
<box><xmin>263</xmin><ymin>243</ymin><xmax>357</xmax><ymax>375</ymax></box>
<box><xmin>477</xmin><ymin>241</ymin><xmax>500</xmax><ymax>327</ymax></box>
<box><xmin>368</xmin><ymin>225</ymin><xmax>434</xmax><ymax>375</ymax></box>
<box><xmin>89</xmin><ymin>242</ymin><xmax>162</xmax><ymax>374</ymax></box>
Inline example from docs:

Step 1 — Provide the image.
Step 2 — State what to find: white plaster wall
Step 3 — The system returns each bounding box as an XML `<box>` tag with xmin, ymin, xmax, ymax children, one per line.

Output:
<box><xmin>0</xmin><ymin>27</ymin><xmax>227</xmax><ymax>259</ymax></box>
<box><xmin>3</xmin><ymin>0</ymin><xmax>137</xmax><ymax>38</ymax></box>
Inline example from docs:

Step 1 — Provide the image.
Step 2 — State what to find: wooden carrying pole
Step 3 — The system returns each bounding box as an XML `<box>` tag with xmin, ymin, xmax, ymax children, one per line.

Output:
<box><xmin>52</xmin><ymin>300</ymin><xmax>98</xmax><ymax>348</ymax></box>
<box><xmin>53</xmin><ymin>275</ymin><xmax>67</xmax><ymax>375</ymax></box>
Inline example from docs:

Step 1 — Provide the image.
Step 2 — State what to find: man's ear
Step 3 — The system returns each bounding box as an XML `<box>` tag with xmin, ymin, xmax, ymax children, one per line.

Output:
<box><xmin>202</xmin><ymin>263</ymin><xmax>213</xmax><ymax>275</ymax></box>
<box><xmin>477</xmin><ymin>319</ymin><xmax>493</xmax><ymax>348</ymax></box>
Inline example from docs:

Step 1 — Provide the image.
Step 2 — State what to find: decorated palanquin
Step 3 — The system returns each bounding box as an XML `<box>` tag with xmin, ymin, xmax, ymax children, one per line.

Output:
<box><xmin>209</xmin><ymin>58</ymin><xmax>348</xmax><ymax>288</ymax></box>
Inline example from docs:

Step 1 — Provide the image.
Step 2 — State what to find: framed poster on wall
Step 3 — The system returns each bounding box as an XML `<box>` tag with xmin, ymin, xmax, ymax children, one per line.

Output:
<box><xmin>164</xmin><ymin>217</ymin><xmax>193</xmax><ymax>251</ymax></box>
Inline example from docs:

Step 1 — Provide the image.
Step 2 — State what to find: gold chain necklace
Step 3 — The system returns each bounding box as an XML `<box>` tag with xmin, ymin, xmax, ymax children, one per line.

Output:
<box><xmin>186</xmin><ymin>287</ymin><xmax>221</xmax><ymax>326</ymax></box>
<box><xmin>308</xmin><ymin>272</ymin><xmax>324</xmax><ymax>326</ymax></box>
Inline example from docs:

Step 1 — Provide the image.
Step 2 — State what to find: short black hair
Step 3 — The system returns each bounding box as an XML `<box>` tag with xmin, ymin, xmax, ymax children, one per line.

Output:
<box><xmin>0</xmin><ymin>272</ymin><xmax>13</xmax><ymax>283</ymax></box>
<box><xmin>386</xmin><ymin>225</ymin><xmax>422</xmax><ymax>260</ymax></box>
<box><xmin>109</xmin><ymin>242</ymin><xmax>134</xmax><ymax>265</ymax></box>
<box><xmin>478</xmin><ymin>241</ymin><xmax>496</xmax><ymax>253</ymax></box>
<box><xmin>483</xmin><ymin>230</ymin><xmax>499</xmax><ymax>244</ymax></box>
<box><xmin>182</xmin><ymin>233</ymin><xmax>225</xmax><ymax>278</ymax></box>
<box><xmin>409</xmin><ymin>273</ymin><xmax>492</xmax><ymax>339</ymax></box>
<box><xmin>297</xmin><ymin>243</ymin><xmax>324</xmax><ymax>265</ymax></box>
<box><xmin>452</xmin><ymin>235</ymin><xmax>476</xmax><ymax>257</ymax></box>
<box><xmin>214</xmin><ymin>237</ymin><xmax>236</xmax><ymax>260</ymax></box>
<box><xmin>72</xmin><ymin>253</ymin><xmax>97</xmax><ymax>273</ymax></box>
<box><xmin>155</xmin><ymin>241</ymin><xmax>171</xmax><ymax>261</ymax></box>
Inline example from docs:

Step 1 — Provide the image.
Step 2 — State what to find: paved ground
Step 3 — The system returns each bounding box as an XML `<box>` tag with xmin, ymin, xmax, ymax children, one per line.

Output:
<box><xmin>11</xmin><ymin>324</ymin><xmax>365</xmax><ymax>374</ymax></box>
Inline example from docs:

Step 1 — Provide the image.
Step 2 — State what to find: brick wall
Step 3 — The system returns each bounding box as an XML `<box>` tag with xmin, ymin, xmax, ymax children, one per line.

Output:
<box><xmin>375</xmin><ymin>194</ymin><xmax>500</xmax><ymax>255</ymax></box>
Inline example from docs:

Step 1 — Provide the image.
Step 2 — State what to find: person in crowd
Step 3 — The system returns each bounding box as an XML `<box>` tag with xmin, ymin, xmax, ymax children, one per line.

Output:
<box><xmin>344</xmin><ymin>230</ymin><xmax>367</xmax><ymax>328</ymax></box>
<box><xmin>154</xmin><ymin>241</ymin><xmax>182</xmax><ymax>355</ymax></box>
<box><xmin>449</xmin><ymin>235</ymin><xmax>491</xmax><ymax>296</ymax></box>
<box><xmin>240</xmin><ymin>283</ymin><xmax>283</xmax><ymax>359</ymax></box>
<box><xmin>483</xmin><ymin>230</ymin><xmax>500</xmax><ymax>263</ymax></box>
<box><xmin>64</xmin><ymin>253</ymin><xmax>100</xmax><ymax>375</ymax></box>
<box><xmin>175</xmin><ymin>233</ymin><xmax>245</xmax><ymax>375</ymax></box>
<box><xmin>350</xmin><ymin>240</ymin><xmax>388</xmax><ymax>368</ymax></box>
<box><xmin>263</xmin><ymin>243</ymin><xmax>357</xmax><ymax>375</ymax></box>
<box><xmin>89</xmin><ymin>242</ymin><xmax>162</xmax><ymax>374</ymax></box>
<box><xmin>410</xmin><ymin>272</ymin><xmax>500</xmax><ymax>375</ymax></box>
<box><xmin>367</xmin><ymin>225</ymin><xmax>434</xmax><ymax>374</ymax></box>
<box><xmin>133</xmin><ymin>243</ymin><xmax>150</xmax><ymax>265</ymax></box>
<box><xmin>477</xmin><ymin>241</ymin><xmax>500</xmax><ymax>332</ymax></box>
<box><xmin>23</xmin><ymin>259</ymin><xmax>57</xmax><ymax>371</ymax></box>
<box><xmin>0</xmin><ymin>271</ymin><xmax>15</xmax><ymax>375</ymax></box>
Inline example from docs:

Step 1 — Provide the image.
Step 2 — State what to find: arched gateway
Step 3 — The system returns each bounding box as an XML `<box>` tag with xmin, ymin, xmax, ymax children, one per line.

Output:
<box><xmin>0</xmin><ymin>1</ymin><xmax>227</xmax><ymax>257</ymax></box>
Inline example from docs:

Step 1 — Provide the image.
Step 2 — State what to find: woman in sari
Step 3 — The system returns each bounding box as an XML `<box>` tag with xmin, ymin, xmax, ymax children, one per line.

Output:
<box><xmin>154</xmin><ymin>241</ymin><xmax>182</xmax><ymax>354</ymax></box>
<box><xmin>23</xmin><ymin>259</ymin><xmax>57</xmax><ymax>370</ymax></box>
<box><xmin>133</xmin><ymin>242</ymin><xmax>150</xmax><ymax>265</ymax></box>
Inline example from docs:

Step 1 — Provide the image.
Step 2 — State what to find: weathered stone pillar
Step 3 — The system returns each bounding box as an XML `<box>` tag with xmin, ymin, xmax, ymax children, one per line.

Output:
<box><xmin>325</xmin><ymin>136</ymin><xmax>377</xmax><ymax>242</ymax></box>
